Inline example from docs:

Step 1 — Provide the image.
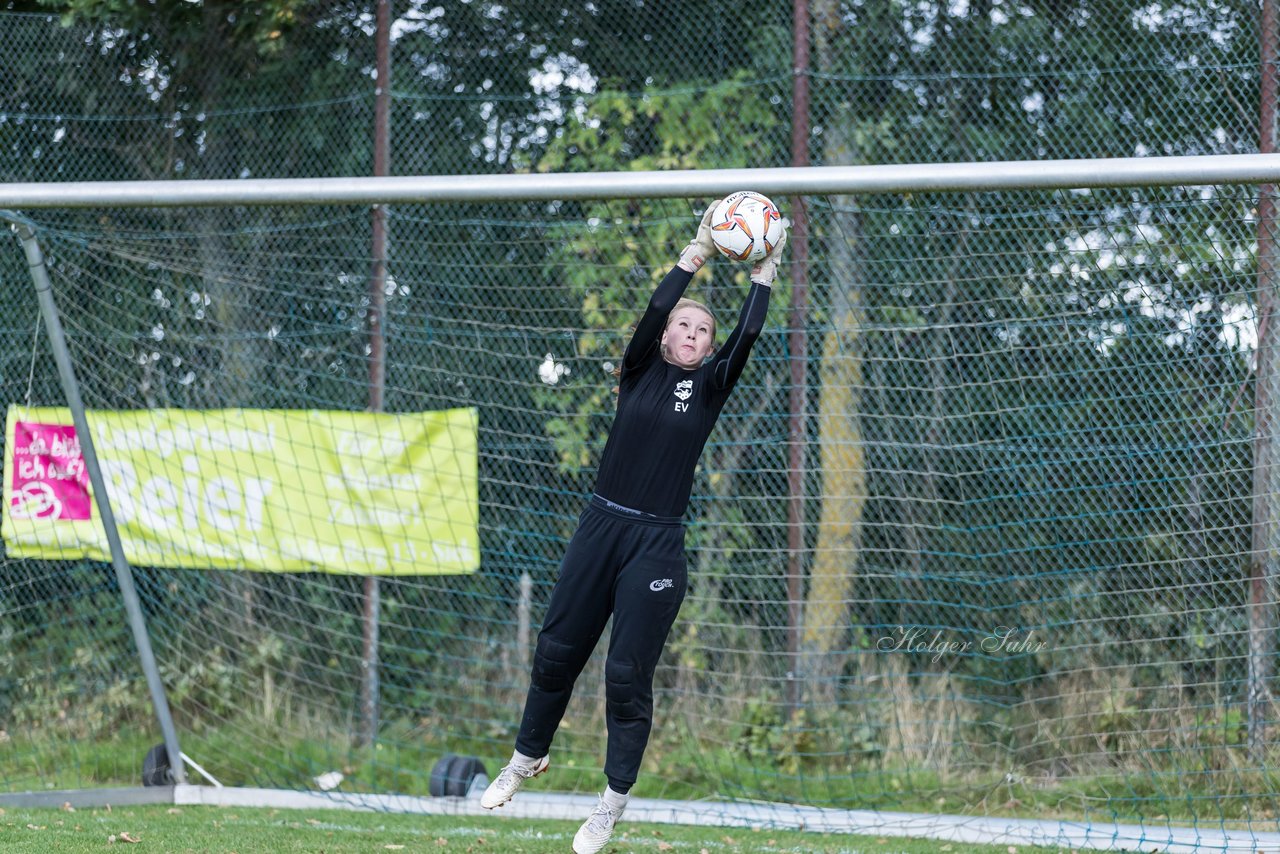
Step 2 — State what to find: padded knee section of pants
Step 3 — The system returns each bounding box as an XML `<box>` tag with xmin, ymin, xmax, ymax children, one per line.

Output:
<box><xmin>605</xmin><ymin>659</ymin><xmax>643</xmax><ymax>719</ymax></box>
<box><xmin>531</xmin><ymin>634</ymin><xmax>576</xmax><ymax>692</ymax></box>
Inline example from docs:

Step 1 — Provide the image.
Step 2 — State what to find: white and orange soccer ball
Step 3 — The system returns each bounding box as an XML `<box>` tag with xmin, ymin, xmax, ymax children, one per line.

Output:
<box><xmin>709</xmin><ymin>191</ymin><xmax>785</xmax><ymax>263</ymax></box>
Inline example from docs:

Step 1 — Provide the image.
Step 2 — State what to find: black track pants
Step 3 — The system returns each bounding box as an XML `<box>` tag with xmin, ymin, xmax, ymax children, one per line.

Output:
<box><xmin>515</xmin><ymin>497</ymin><xmax>688</xmax><ymax>792</ymax></box>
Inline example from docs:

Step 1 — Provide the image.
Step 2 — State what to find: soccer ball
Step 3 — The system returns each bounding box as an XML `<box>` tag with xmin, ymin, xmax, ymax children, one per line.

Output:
<box><xmin>709</xmin><ymin>191</ymin><xmax>785</xmax><ymax>263</ymax></box>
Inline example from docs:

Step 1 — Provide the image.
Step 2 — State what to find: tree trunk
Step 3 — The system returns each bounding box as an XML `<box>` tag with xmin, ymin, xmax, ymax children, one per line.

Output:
<box><xmin>799</xmin><ymin>0</ymin><xmax>868</xmax><ymax>702</ymax></box>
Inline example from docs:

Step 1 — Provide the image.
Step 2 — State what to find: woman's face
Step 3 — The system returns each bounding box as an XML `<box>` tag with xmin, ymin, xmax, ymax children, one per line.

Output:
<box><xmin>661</xmin><ymin>306</ymin><xmax>716</xmax><ymax>369</ymax></box>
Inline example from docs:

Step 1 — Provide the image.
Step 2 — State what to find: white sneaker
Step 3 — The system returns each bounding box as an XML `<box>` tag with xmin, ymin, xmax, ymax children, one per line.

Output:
<box><xmin>572</xmin><ymin>795</ymin><xmax>625</xmax><ymax>854</ymax></box>
<box><xmin>479</xmin><ymin>755</ymin><xmax>549</xmax><ymax>809</ymax></box>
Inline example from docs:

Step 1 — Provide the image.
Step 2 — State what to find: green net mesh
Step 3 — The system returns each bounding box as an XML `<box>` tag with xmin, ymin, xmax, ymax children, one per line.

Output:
<box><xmin>3</xmin><ymin>0</ymin><xmax>1280</xmax><ymax>843</ymax></box>
<box><xmin>1</xmin><ymin>182</ymin><xmax>1277</xmax><ymax>836</ymax></box>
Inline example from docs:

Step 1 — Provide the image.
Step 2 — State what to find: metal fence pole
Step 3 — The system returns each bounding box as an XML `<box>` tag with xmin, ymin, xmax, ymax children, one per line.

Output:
<box><xmin>1250</xmin><ymin>0</ymin><xmax>1280</xmax><ymax>759</ymax></box>
<box><xmin>785</xmin><ymin>0</ymin><xmax>812</xmax><ymax>717</ymax></box>
<box><xmin>4</xmin><ymin>214</ymin><xmax>188</xmax><ymax>786</ymax></box>
<box><xmin>358</xmin><ymin>0</ymin><xmax>393</xmax><ymax>753</ymax></box>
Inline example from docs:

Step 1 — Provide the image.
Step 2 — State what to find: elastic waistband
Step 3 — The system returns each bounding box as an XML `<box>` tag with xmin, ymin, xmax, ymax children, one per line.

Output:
<box><xmin>590</xmin><ymin>493</ymin><xmax>683</xmax><ymax>527</ymax></box>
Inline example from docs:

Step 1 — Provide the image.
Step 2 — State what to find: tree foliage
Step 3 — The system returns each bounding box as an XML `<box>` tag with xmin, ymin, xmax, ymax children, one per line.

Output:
<box><xmin>0</xmin><ymin>0</ymin><xmax>1268</xmax><ymax>776</ymax></box>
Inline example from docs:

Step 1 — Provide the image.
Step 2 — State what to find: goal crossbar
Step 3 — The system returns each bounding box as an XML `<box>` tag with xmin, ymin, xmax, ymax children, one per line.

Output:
<box><xmin>3</xmin><ymin>153</ymin><xmax>1280</xmax><ymax>208</ymax></box>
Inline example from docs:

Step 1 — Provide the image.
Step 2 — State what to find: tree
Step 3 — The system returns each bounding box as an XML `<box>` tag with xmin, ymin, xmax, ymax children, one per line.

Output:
<box><xmin>795</xmin><ymin>0</ymin><xmax>1260</xmax><ymax>706</ymax></box>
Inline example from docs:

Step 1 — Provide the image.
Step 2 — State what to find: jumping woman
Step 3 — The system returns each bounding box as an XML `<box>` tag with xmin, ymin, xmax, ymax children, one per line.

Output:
<box><xmin>482</xmin><ymin>203</ymin><xmax>787</xmax><ymax>854</ymax></box>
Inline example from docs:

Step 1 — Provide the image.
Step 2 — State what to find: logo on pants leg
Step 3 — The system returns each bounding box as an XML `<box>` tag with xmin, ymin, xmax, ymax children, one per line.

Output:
<box><xmin>649</xmin><ymin>578</ymin><xmax>674</xmax><ymax>592</ymax></box>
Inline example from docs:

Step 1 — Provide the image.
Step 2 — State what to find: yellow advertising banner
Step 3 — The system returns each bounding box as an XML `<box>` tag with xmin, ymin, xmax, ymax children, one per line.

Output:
<box><xmin>2</xmin><ymin>406</ymin><xmax>478</xmax><ymax>575</ymax></box>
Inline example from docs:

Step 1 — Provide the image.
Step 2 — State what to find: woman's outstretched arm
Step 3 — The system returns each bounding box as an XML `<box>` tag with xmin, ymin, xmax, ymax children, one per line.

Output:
<box><xmin>710</xmin><ymin>230</ymin><xmax>787</xmax><ymax>391</ymax></box>
<box><xmin>622</xmin><ymin>204</ymin><xmax>719</xmax><ymax>372</ymax></box>
<box><xmin>710</xmin><ymin>280</ymin><xmax>772</xmax><ymax>391</ymax></box>
<box><xmin>622</xmin><ymin>265</ymin><xmax>693</xmax><ymax>371</ymax></box>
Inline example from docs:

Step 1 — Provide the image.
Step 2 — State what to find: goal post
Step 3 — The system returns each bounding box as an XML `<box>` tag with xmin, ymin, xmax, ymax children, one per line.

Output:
<box><xmin>3</xmin><ymin>213</ymin><xmax>187</xmax><ymax>786</ymax></box>
<box><xmin>1</xmin><ymin>157</ymin><xmax>1280</xmax><ymax>849</ymax></box>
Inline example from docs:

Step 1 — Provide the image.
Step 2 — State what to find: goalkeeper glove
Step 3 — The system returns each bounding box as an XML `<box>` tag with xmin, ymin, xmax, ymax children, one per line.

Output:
<box><xmin>677</xmin><ymin>202</ymin><xmax>720</xmax><ymax>272</ymax></box>
<box><xmin>750</xmin><ymin>226</ymin><xmax>789</xmax><ymax>288</ymax></box>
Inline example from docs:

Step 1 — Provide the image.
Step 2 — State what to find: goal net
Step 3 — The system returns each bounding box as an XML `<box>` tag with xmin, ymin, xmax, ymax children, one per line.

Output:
<box><xmin>1</xmin><ymin>170</ymin><xmax>1277</xmax><ymax>846</ymax></box>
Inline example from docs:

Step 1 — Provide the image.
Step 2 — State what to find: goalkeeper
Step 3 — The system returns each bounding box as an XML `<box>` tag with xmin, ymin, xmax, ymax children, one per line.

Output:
<box><xmin>481</xmin><ymin>203</ymin><xmax>787</xmax><ymax>854</ymax></box>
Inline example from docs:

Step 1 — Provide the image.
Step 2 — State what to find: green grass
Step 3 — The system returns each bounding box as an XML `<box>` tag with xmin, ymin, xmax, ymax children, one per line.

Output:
<box><xmin>0</xmin><ymin>804</ymin><xmax>1061</xmax><ymax>853</ymax></box>
<box><xmin>7</xmin><ymin>722</ymin><xmax>1278</xmax><ymax>831</ymax></box>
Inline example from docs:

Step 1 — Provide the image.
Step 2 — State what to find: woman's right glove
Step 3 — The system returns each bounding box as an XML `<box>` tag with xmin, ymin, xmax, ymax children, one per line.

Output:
<box><xmin>677</xmin><ymin>202</ymin><xmax>720</xmax><ymax>272</ymax></box>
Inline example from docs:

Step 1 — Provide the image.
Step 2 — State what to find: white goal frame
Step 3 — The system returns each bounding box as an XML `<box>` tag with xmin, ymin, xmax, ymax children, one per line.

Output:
<box><xmin>4</xmin><ymin>154</ymin><xmax>1280</xmax><ymax>852</ymax></box>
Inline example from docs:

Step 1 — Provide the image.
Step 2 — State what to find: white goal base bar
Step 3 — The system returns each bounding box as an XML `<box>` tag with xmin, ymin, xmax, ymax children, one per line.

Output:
<box><xmin>176</xmin><ymin>785</ymin><xmax>1279</xmax><ymax>852</ymax></box>
<box><xmin>1</xmin><ymin>784</ymin><xmax>1271</xmax><ymax>851</ymax></box>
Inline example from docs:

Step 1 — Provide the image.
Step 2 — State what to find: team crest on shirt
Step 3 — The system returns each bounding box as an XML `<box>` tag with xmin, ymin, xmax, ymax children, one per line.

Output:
<box><xmin>673</xmin><ymin>379</ymin><xmax>693</xmax><ymax>401</ymax></box>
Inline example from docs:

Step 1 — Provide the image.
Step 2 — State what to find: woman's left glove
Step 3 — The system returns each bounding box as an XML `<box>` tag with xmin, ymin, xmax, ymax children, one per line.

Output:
<box><xmin>750</xmin><ymin>226</ymin><xmax>789</xmax><ymax>287</ymax></box>
<box><xmin>677</xmin><ymin>202</ymin><xmax>720</xmax><ymax>272</ymax></box>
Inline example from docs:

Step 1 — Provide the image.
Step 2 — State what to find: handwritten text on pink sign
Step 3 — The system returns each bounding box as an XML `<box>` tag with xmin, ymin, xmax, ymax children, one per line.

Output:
<box><xmin>10</xmin><ymin>422</ymin><xmax>90</xmax><ymax>521</ymax></box>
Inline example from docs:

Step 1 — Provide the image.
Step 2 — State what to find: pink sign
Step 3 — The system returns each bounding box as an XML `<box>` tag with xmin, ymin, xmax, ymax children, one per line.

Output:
<box><xmin>9</xmin><ymin>421</ymin><xmax>91</xmax><ymax>521</ymax></box>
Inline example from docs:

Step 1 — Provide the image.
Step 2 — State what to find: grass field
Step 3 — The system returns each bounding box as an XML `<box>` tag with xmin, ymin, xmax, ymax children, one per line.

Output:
<box><xmin>6</xmin><ymin>722</ymin><xmax>1247</xmax><ymax>826</ymax></box>
<box><xmin>0</xmin><ymin>804</ymin><xmax>1061</xmax><ymax>853</ymax></box>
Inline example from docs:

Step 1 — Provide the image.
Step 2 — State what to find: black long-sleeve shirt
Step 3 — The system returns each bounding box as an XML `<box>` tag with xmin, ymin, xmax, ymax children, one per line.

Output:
<box><xmin>593</xmin><ymin>266</ymin><xmax>771</xmax><ymax>518</ymax></box>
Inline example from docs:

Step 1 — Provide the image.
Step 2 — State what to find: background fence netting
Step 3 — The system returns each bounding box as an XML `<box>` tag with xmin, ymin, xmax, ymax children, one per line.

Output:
<box><xmin>4</xmin><ymin>0</ymin><xmax>1280</xmax><ymax>841</ymax></box>
<box><xmin>1</xmin><ymin>182</ymin><xmax>1278</xmax><ymax>836</ymax></box>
